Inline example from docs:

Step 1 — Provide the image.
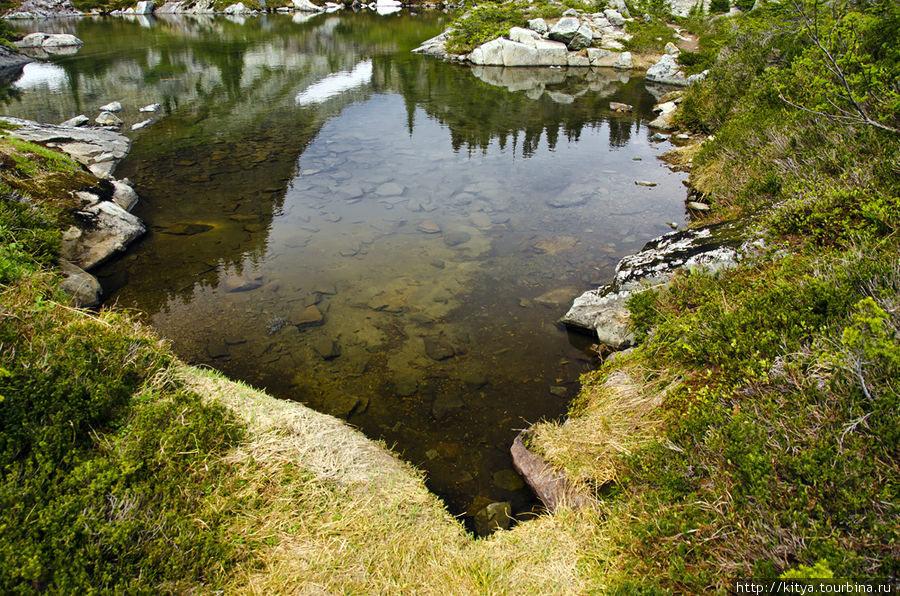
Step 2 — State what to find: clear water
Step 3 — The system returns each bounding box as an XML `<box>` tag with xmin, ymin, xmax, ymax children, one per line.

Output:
<box><xmin>2</xmin><ymin>12</ymin><xmax>687</xmax><ymax>521</ymax></box>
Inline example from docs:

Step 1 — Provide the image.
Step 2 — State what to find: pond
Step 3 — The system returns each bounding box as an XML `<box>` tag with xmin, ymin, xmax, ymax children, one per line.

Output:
<box><xmin>2</xmin><ymin>11</ymin><xmax>687</xmax><ymax>524</ymax></box>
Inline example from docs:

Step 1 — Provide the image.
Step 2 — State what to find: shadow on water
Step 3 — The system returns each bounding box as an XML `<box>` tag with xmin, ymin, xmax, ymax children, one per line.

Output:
<box><xmin>2</xmin><ymin>12</ymin><xmax>687</xmax><ymax>526</ymax></box>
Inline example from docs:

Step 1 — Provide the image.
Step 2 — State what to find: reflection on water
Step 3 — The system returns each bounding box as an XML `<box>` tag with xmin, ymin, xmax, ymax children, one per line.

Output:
<box><xmin>2</xmin><ymin>12</ymin><xmax>687</xmax><ymax>521</ymax></box>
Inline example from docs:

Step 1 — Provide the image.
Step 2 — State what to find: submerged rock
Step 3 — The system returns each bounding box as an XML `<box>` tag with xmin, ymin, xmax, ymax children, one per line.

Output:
<box><xmin>432</xmin><ymin>392</ymin><xmax>465</xmax><ymax>420</ymax></box>
<box><xmin>473</xmin><ymin>501</ymin><xmax>511</xmax><ymax>536</ymax></box>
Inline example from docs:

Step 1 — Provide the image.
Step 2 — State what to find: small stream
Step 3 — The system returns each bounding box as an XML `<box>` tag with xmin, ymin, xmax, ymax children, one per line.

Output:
<box><xmin>2</xmin><ymin>11</ymin><xmax>687</xmax><ymax>523</ymax></box>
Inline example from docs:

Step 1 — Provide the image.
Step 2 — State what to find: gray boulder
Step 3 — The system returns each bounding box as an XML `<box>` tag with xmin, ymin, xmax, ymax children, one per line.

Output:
<box><xmin>562</xmin><ymin>223</ymin><xmax>744</xmax><ymax>350</ymax></box>
<box><xmin>646</xmin><ymin>53</ymin><xmax>690</xmax><ymax>86</ymax></box>
<box><xmin>412</xmin><ymin>31</ymin><xmax>450</xmax><ymax>59</ymax></box>
<box><xmin>469</xmin><ymin>37</ymin><xmax>568</xmax><ymax>67</ymax></box>
<box><xmin>61</xmin><ymin>200</ymin><xmax>146</xmax><ymax>270</ymax></box>
<box><xmin>0</xmin><ymin>117</ymin><xmax>131</xmax><ymax>179</ymax></box>
<box><xmin>111</xmin><ymin>180</ymin><xmax>139</xmax><ymax>211</ymax></box>
<box><xmin>98</xmin><ymin>101</ymin><xmax>122</xmax><ymax>112</ymax></box>
<box><xmin>293</xmin><ymin>0</ymin><xmax>324</xmax><ymax>11</ymax></box>
<box><xmin>95</xmin><ymin>111</ymin><xmax>123</xmax><ymax>126</ymax></box>
<box><xmin>3</xmin><ymin>0</ymin><xmax>81</xmax><ymax>18</ymax></box>
<box><xmin>527</xmin><ymin>17</ymin><xmax>548</xmax><ymax>35</ymax></box>
<box><xmin>59</xmin><ymin>114</ymin><xmax>89</xmax><ymax>127</ymax></box>
<box><xmin>14</xmin><ymin>33</ymin><xmax>49</xmax><ymax>48</ymax></box>
<box><xmin>40</xmin><ymin>34</ymin><xmax>84</xmax><ymax>49</ymax></box>
<box><xmin>603</xmin><ymin>8</ymin><xmax>625</xmax><ymax>26</ymax></box>
<box><xmin>134</xmin><ymin>0</ymin><xmax>155</xmax><ymax>13</ymax></box>
<box><xmin>614</xmin><ymin>50</ymin><xmax>632</xmax><ymax>70</ymax></box>
<box><xmin>59</xmin><ymin>260</ymin><xmax>102</xmax><ymax>308</ymax></box>
<box><xmin>548</xmin><ymin>17</ymin><xmax>580</xmax><ymax>44</ymax></box>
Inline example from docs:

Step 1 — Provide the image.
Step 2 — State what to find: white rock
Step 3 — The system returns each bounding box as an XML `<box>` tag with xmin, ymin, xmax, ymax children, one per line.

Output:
<box><xmin>131</xmin><ymin>119</ymin><xmax>152</xmax><ymax>130</ymax></box>
<box><xmin>527</xmin><ymin>17</ymin><xmax>548</xmax><ymax>35</ymax></box>
<box><xmin>95</xmin><ymin>111</ymin><xmax>123</xmax><ymax>126</ymax></box>
<box><xmin>14</xmin><ymin>33</ymin><xmax>49</xmax><ymax>48</ymax></box>
<box><xmin>99</xmin><ymin>101</ymin><xmax>122</xmax><ymax>112</ymax></box>
<box><xmin>41</xmin><ymin>34</ymin><xmax>84</xmax><ymax>49</ymax></box>
<box><xmin>614</xmin><ymin>51</ymin><xmax>632</xmax><ymax>70</ymax></box>
<box><xmin>134</xmin><ymin>0</ymin><xmax>155</xmax><ymax>13</ymax></box>
<box><xmin>603</xmin><ymin>8</ymin><xmax>625</xmax><ymax>26</ymax></box>
<box><xmin>646</xmin><ymin>53</ymin><xmax>690</xmax><ymax>86</ymax></box>
<box><xmin>111</xmin><ymin>180</ymin><xmax>139</xmax><ymax>211</ymax></box>
<box><xmin>139</xmin><ymin>103</ymin><xmax>161</xmax><ymax>112</ymax></box>
<box><xmin>469</xmin><ymin>37</ymin><xmax>568</xmax><ymax>67</ymax></box>
<box><xmin>293</xmin><ymin>0</ymin><xmax>324</xmax><ymax>11</ymax></box>
<box><xmin>60</xmin><ymin>114</ymin><xmax>89</xmax><ymax>127</ymax></box>
<box><xmin>61</xmin><ymin>201</ymin><xmax>146</xmax><ymax>270</ymax></box>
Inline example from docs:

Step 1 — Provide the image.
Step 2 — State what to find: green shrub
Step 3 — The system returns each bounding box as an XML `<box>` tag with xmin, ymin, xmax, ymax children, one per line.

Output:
<box><xmin>446</xmin><ymin>2</ymin><xmax>527</xmax><ymax>53</ymax></box>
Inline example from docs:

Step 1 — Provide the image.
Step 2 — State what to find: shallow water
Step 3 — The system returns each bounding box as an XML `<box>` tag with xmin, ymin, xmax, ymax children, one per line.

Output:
<box><xmin>3</xmin><ymin>12</ymin><xmax>687</xmax><ymax>521</ymax></box>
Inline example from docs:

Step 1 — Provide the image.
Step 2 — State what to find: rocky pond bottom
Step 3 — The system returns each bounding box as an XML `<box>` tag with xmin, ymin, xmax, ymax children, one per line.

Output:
<box><xmin>99</xmin><ymin>92</ymin><xmax>687</xmax><ymax>524</ymax></box>
<box><xmin>0</xmin><ymin>12</ymin><xmax>688</xmax><ymax>526</ymax></box>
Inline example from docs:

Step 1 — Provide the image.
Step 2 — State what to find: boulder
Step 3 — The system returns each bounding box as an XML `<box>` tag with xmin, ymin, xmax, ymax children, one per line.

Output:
<box><xmin>59</xmin><ymin>114</ymin><xmax>89</xmax><ymax>127</ymax></box>
<box><xmin>562</xmin><ymin>223</ymin><xmax>744</xmax><ymax>349</ymax></box>
<box><xmin>111</xmin><ymin>180</ymin><xmax>138</xmax><ymax>211</ymax></box>
<box><xmin>0</xmin><ymin>116</ymin><xmax>131</xmax><ymax>178</ymax></box>
<box><xmin>568</xmin><ymin>24</ymin><xmax>593</xmax><ymax>51</ymax></box>
<box><xmin>95</xmin><ymin>111</ymin><xmax>123</xmax><ymax>126</ymax></box>
<box><xmin>603</xmin><ymin>8</ymin><xmax>625</xmax><ymax>26</ymax></box>
<box><xmin>223</xmin><ymin>2</ymin><xmax>251</xmax><ymax>13</ymax></box>
<box><xmin>587</xmin><ymin>47</ymin><xmax>618</xmax><ymax>67</ymax></box>
<box><xmin>59</xmin><ymin>260</ymin><xmax>102</xmax><ymax>308</ymax></box>
<box><xmin>527</xmin><ymin>17</ymin><xmax>548</xmax><ymax>35</ymax></box>
<box><xmin>40</xmin><ymin>34</ymin><xmax>84</xmax><ymax>49</ymax></box>
<box><xmin>469</xmin><ymin>36</ymin><xmax>568</xmax><ymax>67</ymax></box>
<box><xmin>649</xmin><ymin>100</ymin><xmax>677</xmax><ymax>129</ymax></box>
<box><xmin>61</xmin><ymin>201</ymin><xmax>146</xmax><ymax>270</ymax></box>
<box><xmin>98</xmin><ymin>101</ymin><xmax>122</xmax><ymax>112</ymax></box>
<box><xmin>293</xmin><ymin>0</ymin><xmax>324</xmax><ymax>11</ymax></box>
<box><xmin>412</xmin><ymin>31</ymin><xmax>450</xmax><ymax>60</ymax></box>
<box><xmin>134</xmin><ymin>0</ymin><xmax>155</xmax><ymax>13</ymax></box>
<box><xmin>645</xmin><ymin>53</ymin><xmax>690</xmax><ymax>86</ymax></box>
<box><xmin>548</xmin><ymin>16</ymin><xmax>580</xmax><ymax>45</ymax></box>
<box><xmin>614</xmin><ymin>50</ymin><xmax>632</xmax><ymax>70</ymax></box>
<box><xmin>139</xmin><ymin>103</ymin><xmax>162</xmax><ymax>112</ymax></box>
<box><xmin>3</xmin><ymin>0</ymin><xmax>81</xmax><ymax>18</ymax></box>
<box><xmin>14</xmin><ymin>33</ymin><xmax>49</xmax><ymax>48</ymax></box>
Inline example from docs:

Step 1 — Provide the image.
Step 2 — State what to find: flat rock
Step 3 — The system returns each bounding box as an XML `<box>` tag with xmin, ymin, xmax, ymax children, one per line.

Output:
<box><xmin>432</xmin><ymin>392</ymin><xmax>465</xmax><ymax>420</ymax></box>
<box><xmin>424</xmin><ymin>337</ymin><xmax>455</xmax><ymax>361</ymax></box>
<box><xmin>311</xmin><ymin>337</ymin><xmax>341</xmax><ymax>360</ymax></box>
<box><xmin>443</xmin><ymin>230</ymin><xmax>471</xmax><ymax>247</ymax></box>
<box><xmin>60</xmin><ymin>114</ymin><xmax>89</xmax><ymax>127</ymax></box>
<box><xmin>60</xmin><ymin>201</ymin><xmax>145</xmax><ymax>270</ymax></box>
<box><xmin>417</xmin><ymin>220</ymin><xmax>441</xmax><ymax>234</ymax></box>
<box><xmin>291</xmin><ymin>304</ymin><xmax>324</xmax><ymax>327</ymax></box>
<box><xmin>99</xmin><ymin>101</ymin><xmax>122</xmax><ymax>113</ymax></box>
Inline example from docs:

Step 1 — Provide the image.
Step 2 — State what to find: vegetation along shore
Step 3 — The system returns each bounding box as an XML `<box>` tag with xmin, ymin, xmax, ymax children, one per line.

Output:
<box><xmin>0</xmin><ymin>0</ymin><xmax>897</xmax><ymax>591</ymax></box>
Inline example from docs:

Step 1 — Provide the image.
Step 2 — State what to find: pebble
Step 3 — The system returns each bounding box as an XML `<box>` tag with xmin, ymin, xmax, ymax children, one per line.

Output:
<box><xmin>417</xmin><ymin>220</ymin><xmax>442</xmax><ymax>234</ymax></box>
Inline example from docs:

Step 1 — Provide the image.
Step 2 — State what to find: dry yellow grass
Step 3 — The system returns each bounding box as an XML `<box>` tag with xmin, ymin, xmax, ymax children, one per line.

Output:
<box><xmin>182</xmin><ymin>366</ymin><xmax>613</xmax><ymax>595</ymax></box>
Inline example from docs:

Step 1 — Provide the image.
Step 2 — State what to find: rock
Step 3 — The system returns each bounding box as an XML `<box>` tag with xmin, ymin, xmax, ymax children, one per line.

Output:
<box><xmin>0</xmin><ymin>118</ymin><xmax>132</xmax><ymax>177</ymax></box>
<box><xmin>139</xmin><ymin>103</ymin><xmax>162</xmax><ymax>112</ymax></box>
<box><xmin>469</xmin><ymin>37</ymin><xmax>568</xmax><ymax>67</ymax></box>
<box><xmin>533</xmin><ymin>235</ymin><xmax>577</xmax><ymax>254</ymax></box>
<box><xmin>424</xmin><ymin>336</ymin><xmax>455</xmax><ymax>361</ymax></box>
<box><xmin>311</xmin><ymin>337</ymin><xmax>341</xmax><ymax>360</ymax></box>
<box><xmin>665</xmin><ymin>41</ymin><xmax>680</xmax><ymax>55</ymax></box>
<box><xmin>291</xmin><ymin>304</ymin><xmax>324</xmax><ymax>327</ymax></box>
<box><xmin>14</xmin><ymin>33</ymin><xmax>50</xmax><ymax>49</ymax></box>
<box><xmin>634</xmin><ymin>180</ymin><xmax>657</xmax><ymax>187</ymax></box>
<box><xmin>111</xmin><ymin>180</ymin><xmax>138</xmax><ymax>211</ymax></box>
<box><xmin>443</xmin><ymin>230</ymin><xmax>470</xmax><ymax>247</ymax></box>
<box><xmin>646</xmin><ymin>53</ymin><xmax>690</xmax><ymax>86</ymax></box>
<box><xmin>223</xmin><ymin>2</ymin><xmax>251</xmax><ymax>13</ymax></box>
<box><xmin>417</xmin><ymin>220</ymin><xmax>441</xmax><ymax>234</ymax></box>
<box><xmin>432</xmin><ymin>393</ymin><xmax>465</xmax><ymax>420</ymax></box>
<box><xmin>534</xmin><ymin>287</ymin><xmax>578</xmax><ymax>308</ymax></box>
<box><xmin>293</xmin><ymin>0</ymin><xmax>324</xmax><ymax>12</ymax></box>
<box><xmin>508</xmin><ymin>26</ymin><xmax>539</xmax><ymax>45</ymax></box>
<box><xmin>527</xmin><ymin>17</ymin><xmax>548</xmax><ymax>35</ymax></box>
<box><xmin>603</xmin><ymin>8</ymin><xmax>625</xmax><ymax>26</ymax></box>
<box><xmin>546</xmin><ymin>193</ymin><xmax>588</xmax><ymax>208</ymax></box>
<box><xmin>511</xmin><ymin>431</ymin><xmax>591</xmax><ymax>513</ymax></box>
<box><xmin>412</xmin><ymin>31</ymin><xmax>450</xmax><ymax>59</ymax></box>
<box><xmin>549</xmin><ymin>386</ymin><xmax>568</xmax><ymax>397</ymax></box>
<box><xmin>651</xmin><ymin>132</ymin><xmax>668</xmax><ymax>141</ymax></box>
<box><xmin>160</xmin><ymin>223</ymin><xmax>213</xmax><ymax>235</ymax></box>
<box><xmin>325</xmin><ymin>392</ymin><xmax>361</xmax><ymax>419</ymax></box>
<box><xmin>59</xmin><ymin>260</ymin><xmax>102</xmax><ymax>307</ymax></box>
<box><xmin>567</xmin><ymin>53</ymin><xmax>590</xmax><ymax>67</ymax></box>
<box><xmin>59</xmin><ymin>114</ymin><xmax>89</xmax><ymax>127</ymax></box>
<box><xmin>223</xmin><ymin>277</ymin><xmax>262</xmax><ymax>292</ymax></box>
<box><xmin>587</xmin><ymin>48</ymin><xmax>618</xmax><ymax>67</ymax></box>
<box><xmin>548</xmin><ymin>17</ymin><xmax>580</xmax><ymax>45</ymax></box>
<box><xmin>562</xmin><ymin>223</ymin><xmax>744</xmax><ymax>349</ymax></box>
<box><xmin>41</xmin><ymin>34</ymin><xmax>84</xmax><ymax>49</ymax></box>
<box><xmin>0</xmin><ymin>45</ymin><xmax>30</xmax><ymax>80</ymax></box>
<box><xmin>134</xmin><ymin>0</ymin><xmax>155</xmax><ymax>13</ymax></box>
<box><xmin>687</xmin><ymin>70</ymin><xmax>708</xmax><ymax>84</ymax></box>
<box><xmin>131</xmin><ymin>119</ymin><xmax>152</xmax><ymax>131</ymax></box>
<box><xmin>609</xmin><ymin>102</ymin><xmax>632</xmax><ymax>111</ymax></box>
<box><xmin>649</xmin><ymin>100</ymin><xmax>678</xmax><ymax>130</ymax></box>
<box><xmin>493</xmin><ymin>469</ymin><xmax>525</xmax><ymax>491</ymax></box>
<box><xmin>473</xmin><ymin>501</ymin><xmax>511</xmax><ymax>536</ymax></box>
<box><xmin>206</xmin><ymin>338</ymin><xmax>228</xmax><ymax>359</ymax></box>
<box><xmin>95</xmin><ymin>111</ymin><xmax>123</xmax><ymax>126</ymax></box>
<box><xmin>99</xmin><ymin>101</ymin><xmax>122</xmax><ymax>113</ymax></box>
<box><xmin>614</xmin><ymin>51</ymin><xmax>633</xmax><ymax>70</ymax></box>
<box><xmin>375</xmin><ymin>181</ymin><xmax>404</xmax><ymax>196</ymax></box>
<box><xmin>265</xmin><ymin>315</ymin><xmax>287</xmax><ymax>335</ymax></box>
<box><xmin>687</xmin><ymin>201</ymin><xmax>711</xmax><ymax>211</ymax></box>
<box><xmin>61</xmin><ymin>201</ymin><xmax>145</xmax><ymax>270</ymax></box>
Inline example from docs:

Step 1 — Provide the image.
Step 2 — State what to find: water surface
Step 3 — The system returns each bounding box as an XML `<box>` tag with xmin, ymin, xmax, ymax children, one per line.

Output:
<box><xmin>3</xmin><ymin>12</ymin><xmax>687</xmax><ymax>522</ymax></box>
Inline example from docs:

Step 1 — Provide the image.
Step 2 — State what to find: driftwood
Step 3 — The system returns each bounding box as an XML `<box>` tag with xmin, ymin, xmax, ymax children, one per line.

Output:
<box><xmin>510</xmin><ymin>430</ymin><xmax>591</xmax><ymax>512</ymax></box>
